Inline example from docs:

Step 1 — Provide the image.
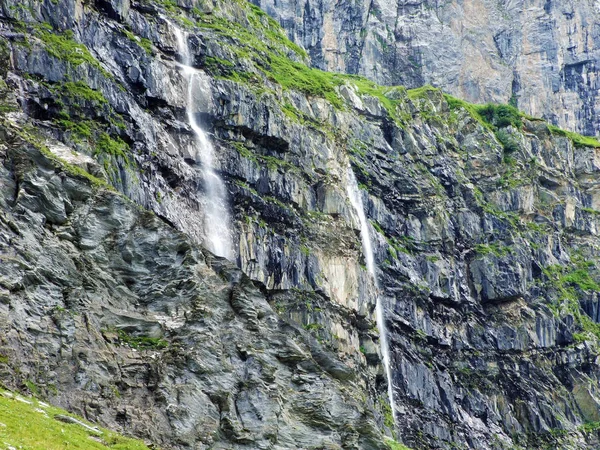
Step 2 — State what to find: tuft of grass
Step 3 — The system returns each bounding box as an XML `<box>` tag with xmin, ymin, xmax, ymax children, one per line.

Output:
<box><xmin>0</xmin><ymin>388</ymin><xmax>153</xmax><ymax>449</ymax></box>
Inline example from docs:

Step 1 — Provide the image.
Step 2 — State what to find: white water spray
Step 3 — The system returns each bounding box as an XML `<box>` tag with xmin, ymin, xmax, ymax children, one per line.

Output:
<box><xmin>172</xmin><ymin>26</ymin><xmax>233</xmax><ymax>259</ymax></box>
<box><xmin>346</xmin><ymin>168</ymin><xmax>396</xmax><ymax>426</ymax></box>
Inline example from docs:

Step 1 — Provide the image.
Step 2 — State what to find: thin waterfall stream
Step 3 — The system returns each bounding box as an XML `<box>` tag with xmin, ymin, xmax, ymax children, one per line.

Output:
<box><xmin>172</xmin><ymin>25</ymin><xmax>233</xmax><ymax>259</ymax></box>
<box><xmin>346</xmin><ymin>167</ymin><xmax>396</xmax><ymax>425</ymax></box>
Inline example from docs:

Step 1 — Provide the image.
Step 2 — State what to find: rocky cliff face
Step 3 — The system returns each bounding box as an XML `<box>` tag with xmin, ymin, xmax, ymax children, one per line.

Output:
<box><xmin>251</xmin><ymin>0</ymin><xmax>600</xmax><ymax>137</ymax></box>
<box><xmin>1</xmin><ymin>0</ymin><xmax>600</xmax><ymax>449</ymax></box>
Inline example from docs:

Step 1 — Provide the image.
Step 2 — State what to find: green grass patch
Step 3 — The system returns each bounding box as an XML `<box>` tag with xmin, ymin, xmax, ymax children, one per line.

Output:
<box><xmin>59</xmin><ymin>81</ymin><xmax>108</xmax><ymax>104</ymax></box>
<box><xmin>474</xmin><ymin>243</ymin><xmax>512</xmax><ymax>257</ymax></box>
<box><xmin>385</xmin><ymin>437</ymin><xmax>412</xmax><ymax>450</ymax></box>
<box><xmin>116</xmin><ymin>329</ymin><xmax>168</xmax><ymax>350</ymax></box>
<box><xmin>0</xmin><ymin>389</ymin><xmax>153</xmax><ymax>449</ymax></box>
<box><xmin>261</xmin><ymin>55</ymin><xmax>343</xmax><ymax>108</ymax></box>
<box><xmin>35</xmin><ymin>27</ymin><xmax>110</xmax><ymax>78</ymax></box>
<box><xmin>379</xmin><ymin>397</ymin><xmax>394</xmax><ymax>429</ymax></box>
<box><xmin>443</xmin><ymin>93</ymin><xmax>523</xmax><ymax>131</ymax></box>
<box><xmin>123</xmin><ymin>29</ymin><xmax>153</xmax><ymax>55</ymax></box>
<box><xmin>96</xmin><ymin>133</ymin><xmax>129</xmax><ymax>159</ymax></box>
<box><xmin>544</xmin><ymin>258</ymin><xmax>600</xmax><ymax>340</ymax></box>
<box><xmin>579</xmin><ymin>421</ymin><xmax>600</xmax><ymax>434</ymax></box>
<box><xmin>443</xmin><ymin>93</ymin><xmax>600</xmax><ymax>150</ymax></box>
<box><xmin>548</xmin><ymin>124</ymin><xmax>600</xmax><ymax>149</ymax></box>
<box><xmin>11</xmin><ymin>122</ymin><xmax>110</xmax><ymax>189</ymax></box>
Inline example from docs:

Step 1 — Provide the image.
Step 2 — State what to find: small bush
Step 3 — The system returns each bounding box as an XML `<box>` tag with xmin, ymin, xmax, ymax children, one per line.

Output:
<box><xmin>495</xmin><ymin>129</ymin><xmax>520</xmax><ymax>154</ymax></box>
<box><xmin>476</xmin><ymin>103</ymin><xmax>522</xmax><ymax>129</ymax></box>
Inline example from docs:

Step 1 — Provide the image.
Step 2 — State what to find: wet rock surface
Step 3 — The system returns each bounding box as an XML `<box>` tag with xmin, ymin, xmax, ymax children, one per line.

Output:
<box><xmin>0</xmin><ymin>0</ymin><xmax>599</xmax><ymax>449</ymax></box>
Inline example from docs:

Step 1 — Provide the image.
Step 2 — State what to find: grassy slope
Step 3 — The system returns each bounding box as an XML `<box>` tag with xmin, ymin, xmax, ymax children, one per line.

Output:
<box><xmin>0</xmin><ymin>390</ymin><xmax>152</xmax><ymax>450</ymax></box>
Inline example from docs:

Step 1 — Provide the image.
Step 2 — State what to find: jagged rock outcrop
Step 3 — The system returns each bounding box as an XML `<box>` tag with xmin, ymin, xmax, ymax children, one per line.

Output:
<box><xmin>0</xmin><ymin>0</ymin><xmax>600</xmax><ymax>449</ymax></box>
<box><xmin>251</xmin><ymin>0</ymin><xmax>600</xmax><ymax>137</ymax></box>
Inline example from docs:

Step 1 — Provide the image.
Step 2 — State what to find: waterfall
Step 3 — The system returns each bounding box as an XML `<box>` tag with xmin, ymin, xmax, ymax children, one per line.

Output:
<box><xmin>346</xmin><ymin>167</ymin><xmax>396</xmax><ymax>426</ymax></box>
<box><xmin>172</xmin><ymin>26</ymin><xmax>233</xmax><ymax>259</ymax></box>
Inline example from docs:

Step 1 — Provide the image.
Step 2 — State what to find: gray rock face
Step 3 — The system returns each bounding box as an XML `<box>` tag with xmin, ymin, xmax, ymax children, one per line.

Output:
<box><xmin>252</xmin><ymin>0</ymin><xmax>600</xmax><ymax>136</ymax></box>
<box><xmin>0</xmin><ymin>0</ymin><xmax>600</xmax><ymax>449</ymax></box>
<box><xmin>0</xmin><ymin>120</ymin><xmax>387</xmax><ymax>449</ymax></box>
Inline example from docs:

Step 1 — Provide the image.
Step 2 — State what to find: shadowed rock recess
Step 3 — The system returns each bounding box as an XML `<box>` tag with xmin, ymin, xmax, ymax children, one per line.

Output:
<box><xmin>0</xmin><ymin>0</ymin><xmax>600</xmax><ymax>449</ymax></box>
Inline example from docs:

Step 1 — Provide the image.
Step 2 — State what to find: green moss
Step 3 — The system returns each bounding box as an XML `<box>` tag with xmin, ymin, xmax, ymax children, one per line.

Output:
<box><xmin>348</xmin><ymin>77</ymin><xmax>407</xmax><ymax>124</ymax></box>
<box><xmin>370</xmin><ymin>220</ymin><xmax>412</xmax><ymax>257</ymax></box>
<box><xmin>406</xmin><ymin>84</ymin><xmax>439</xmax><ymax>101</ymax></box>
<box><xmin>229</xmin><ymin>141</ymin><xmax>298</xmax><ymax>173</ymax></box>
<box><xmin>443</xmin><ymin>93</ymin><xmax>492</xmax><ymax>130</ymax></box>
<box><xmin>370</xmin><ymin>219</ymin><xmax>385</xmax><ymax>235</ymax></box>
<box><xmin>281</xmin><ymin>102</ymin><xmax>304</xmax><ymax>123</ymax></box>
<box><xmin>0</xmin><ymin>388</ymin><xmax>153</xmax><ymax>449</ymax></box>
<box><xmin>582</xmin><ymin>207</ymin><xmax>600</xmax><ymax>215</ymax></box>
<box><xmin>472</xmin><ymin>187</ymin><xmax>522</xmax><ymax>229</ymax></box>
<box><xmin>187</xmin><ymin>6</ymin><xmax>347</xmax><ymax>106</ymax></box>
<box><xmin>55</xmin><ymin>120</ymin><xmax>92</xmax><ymax>139</ymax></box>
<box><xmin>263</xmin><ymin>55</ymin><xmax>343</xmax><ymax>108</ymax></box>
<box><xmin>561</xmin><ymin>268</ymin><xmax>600</xmax><ymax>292</ymax></box>
<box><xmin>497</xmin><ymin>167</ymin><xmax>526</xmax><ymax>190</ymax></box>
<box><xmin>443</xmin><ymin>94</ymin><xmax>524</xmax><ymax>132</ymax></box>
<box><xmin>246</xmin><ymin>3</ymin><xmax>307</xmax><ymax>58</ymax></box>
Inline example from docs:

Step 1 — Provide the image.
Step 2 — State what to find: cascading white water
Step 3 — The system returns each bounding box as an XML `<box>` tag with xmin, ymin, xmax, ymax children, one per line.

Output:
<box><xmin>172</xmin><ymin>26</ymin><xmax>233</xmax><ymax>259</ymax></box>
<box><xmin>346</xmin><ymin>167</ymin><xmax>396</xmax><ymax>425</ymax></box>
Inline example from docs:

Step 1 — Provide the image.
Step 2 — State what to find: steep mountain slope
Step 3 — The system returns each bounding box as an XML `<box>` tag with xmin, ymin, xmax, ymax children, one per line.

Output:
<box><xmin>0</xmin><ymin>0</ymin><xmax>599</xmax><ymax>449</ymax></box>
<box><xmin>251</xmin><ymin>0</ymin><xmax>600</xmax><ymax>137</ymax></box>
